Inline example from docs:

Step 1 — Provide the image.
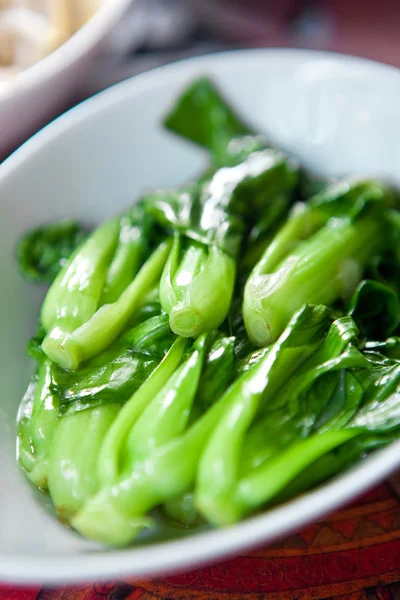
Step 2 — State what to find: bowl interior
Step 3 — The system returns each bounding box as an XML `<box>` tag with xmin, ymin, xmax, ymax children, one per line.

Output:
<box><xmin>1</xmin><ymin>49</ymin><xmax>400</xmax><ymax>583</ymax></box>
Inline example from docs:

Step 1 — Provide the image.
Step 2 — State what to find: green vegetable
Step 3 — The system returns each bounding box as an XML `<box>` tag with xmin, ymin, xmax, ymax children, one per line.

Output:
<box><xmin>365</xmin><ymin>337</ymin><xmax>400</xmax><ymax>360</ymax></box>
<box><xmin>47</xmin><ymin>404</ymin><xmax>120</xmax><ymax>521</ymax></box>
<box><xmin>17</xmin><ymin>219</ymin><xmax>87</xmax><ymax>284</ymax></box>
<box><xmin>28</xmin><ymin>309</ymin><xmax>178</xmax><ymax>520</ymax></box>
<box><xmin>235</xmin><ymin>429</ymin><xmax>360</xmax><ymax>514</ymax></box>
<box><xmin>162</xmin><ymin>493</ymin><xmax>200</xmax><ymax>528</ymax></box>
<box><xmin>72</xmin><ymin>305</ymin><xmax>331</xmax><ymax>544</ymax></box>
<box><xmin>42</xmin><ymin>239</ymin><xmax>171</xmax><ymax>369</ymax></box>
<box><xmin>197</xmin><ymin>317</ymin><xmax>400</xmax><ymax>525</ymax></box>
<box><xmin>195</xmin><ymin>334</ymin><xmax>236</xmax><ymax>412</ymax></box>
<box><xmin>97</xmin><ymin>336</ymin><xmax>188</xmax><ymax>487</ymax></box>
<box><xmin>121</xmin><ymin>335</ymin><xmax>209</xmax><ymax>470</ymax></box>
<box><xmin>52</xmin><ymin>312</ymin><xmax>176</xmax><ymax>416</ymax></box>
<box><xmin>147</xmin><ymin>149</ymin><xmax>298</xmax><ymax>337</ymax></box>
<box><xmin>163</xmin><ymin>76</ymin><xmax>265</xmax><ymax>167</ymax></box>
<box><xmin>159</xmin><ymin>235</ymin><xmax>236</xmax><ymax>337</ymax></box>
<box><xmin>243</xmin><ymin>179</ymin><xmax>394</xmax><ymax>346</ymax></box>
<box><xmin>348</xmin><ymin>280</ymin><xmax>400</xmax><ymax>340</ymax></box>
<box><xmin>235</xmin><ymin>369</ymin><xmax>400</xmax><ymax>517</ymax></box>
<box><xmin>275</xmin><ymin>433</ymin><xmax>395</xmax><ymax>504</ymax></box>
<box><xmin>195</xmin><ymin>313</ymin><xmax>365</xmax><ymax>525</ymax></box>
<box><xmin>40</xmin><ymin>217</ymin><xmax>120</xmax><ymax>335</ymax></box>
<box><xmin>15</xmin><ymin>76</ymin><xmax>400</xmax><ymax>549</ymax></box>
<box><xmin>17</xmin><ymin>359</ymin><xmax>59</xmax><ymax>489</ymax></box>
<box><xmin>147</xmin><ymin>150</ymin><xmax>298</xmax><ymax>259</ymax></box>
<box><xmin>72</xmin><ymin>331</ymin><xmax>240</xmax><ymax>545</ymax></box>
<box><xmin>100</xmin><ymin>204</ymin><xmax>154</xmax><ymax>304</ymax></box>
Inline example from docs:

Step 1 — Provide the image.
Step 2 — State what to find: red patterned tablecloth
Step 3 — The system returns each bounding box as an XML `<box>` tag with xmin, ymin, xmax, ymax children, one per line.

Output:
<box><xmin>2</xmin><ymin>476</ymin><xmax>400</xmax><ymax>600</ymax></box>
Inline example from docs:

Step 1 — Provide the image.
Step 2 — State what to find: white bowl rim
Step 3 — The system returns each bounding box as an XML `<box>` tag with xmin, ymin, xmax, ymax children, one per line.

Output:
<box><xmin>0</xmin><ymin>0</ymin><xmax>133</xmax><ymax>104</ymax></box>
<box><xmin>1</xmin><ymin>48</ymin><xmax>400</xmax><ymax>585</ymax></box>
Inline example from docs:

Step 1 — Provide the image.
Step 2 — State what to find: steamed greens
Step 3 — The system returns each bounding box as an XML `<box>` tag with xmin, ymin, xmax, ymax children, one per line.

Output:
<box><xmin>17</xmin><ymin>219</ymin><xmax>87</xmax><ymax>283</ymax></box>
<box><xmin>16</xmin><ymin>76</ymin><xmax>400</xmax><ymax>547</ymax></box>
<box><xmin>146</xmin><ymin>148</ymin><xmax>298</xmax><ymax>337</ymax></box>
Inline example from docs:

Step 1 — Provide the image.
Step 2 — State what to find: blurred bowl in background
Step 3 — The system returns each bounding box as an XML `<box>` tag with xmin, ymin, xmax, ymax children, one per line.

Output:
<box><xmin>0</xmin><ymin>0</ymin><xmax>134</xmax><ymax>161</ymax></box>
<box><xmin>190</xmin><ymin>0</ymin><xmax>400</xmax><ymax>67</ymax></box>
<box><xmin>190</xmin><ymin>0</ymin><xmax>294</xmax><ymax>43</ymax></box>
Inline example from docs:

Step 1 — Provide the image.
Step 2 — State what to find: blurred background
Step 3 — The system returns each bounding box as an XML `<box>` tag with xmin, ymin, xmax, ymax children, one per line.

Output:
<box><xmin>1</xmin><ymin>0</ymin><xmax>400</xmax><ymax>159</ymax></box>
<box><xmin>88</xmin><ymin>0</ymin><xmax>400</xmax><ymax>93</ymax></box>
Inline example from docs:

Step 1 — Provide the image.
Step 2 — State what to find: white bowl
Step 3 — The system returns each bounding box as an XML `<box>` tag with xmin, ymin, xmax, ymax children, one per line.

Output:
<box><xmin>0</xmin><ymin>0</ymin><xmax>133</xmax><ymax>160</ymax></box>
<box><xmin>1</xmin><ymin>48</ymin><xmax>400</xmax><ymax>585</ymax></box>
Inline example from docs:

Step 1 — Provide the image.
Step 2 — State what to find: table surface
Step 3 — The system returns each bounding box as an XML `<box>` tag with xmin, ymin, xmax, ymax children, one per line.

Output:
<box><xmin>1</xmin><ymin>475</ymin><xmax>400</xmax><ymax>600</ymax></box>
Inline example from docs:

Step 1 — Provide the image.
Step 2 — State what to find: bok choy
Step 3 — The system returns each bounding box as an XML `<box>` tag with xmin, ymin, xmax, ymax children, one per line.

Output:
<box><xmin>15</xmin><ymin>76</ymin><xmax>400</xmax><ymax>548</ymax></box>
